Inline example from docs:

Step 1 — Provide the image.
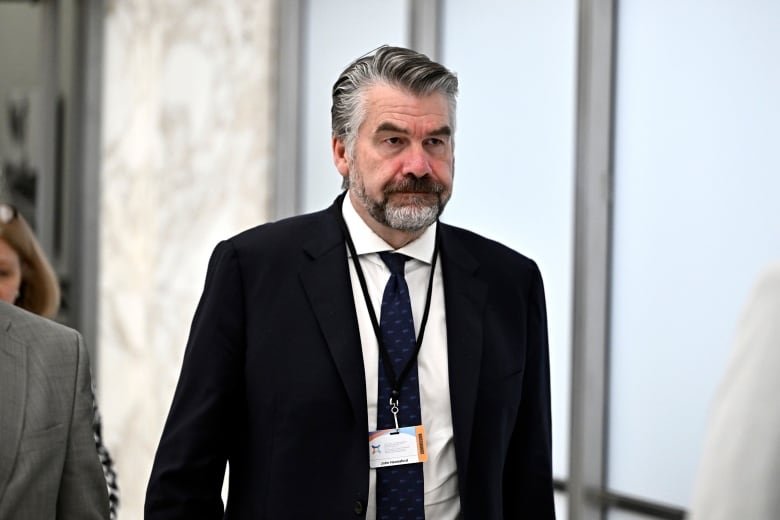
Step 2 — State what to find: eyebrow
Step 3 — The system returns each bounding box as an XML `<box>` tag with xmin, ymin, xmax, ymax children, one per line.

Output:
<box><xmin>374</xmin><ymin>122</ymin><xmax>452</xmax><ymax>137</ymax></box>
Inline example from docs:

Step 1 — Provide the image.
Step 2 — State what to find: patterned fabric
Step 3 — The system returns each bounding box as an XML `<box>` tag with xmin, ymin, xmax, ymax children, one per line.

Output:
<box><xmin>376</xmin><ymin>252</ymin><xmax>425</xmax><ymax>520</ymax></box>
<box><xmin>92</xmin><ymin>392</ymin><xmax>120</xmax><ymax>519</ymax></box>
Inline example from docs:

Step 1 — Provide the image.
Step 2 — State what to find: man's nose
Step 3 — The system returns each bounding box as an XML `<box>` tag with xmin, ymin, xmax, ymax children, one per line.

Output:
<box><xmin>402</xmin><ymin>145</ymin><xmax>431</xmax><ymax>178</ymax></box>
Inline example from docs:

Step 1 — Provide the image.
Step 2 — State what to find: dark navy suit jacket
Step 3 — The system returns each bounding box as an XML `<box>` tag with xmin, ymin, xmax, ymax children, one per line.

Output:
<box><xmin>145</xmin><ymin>195</ymin><xmax>554</xmax><ymax>519</ymax></box>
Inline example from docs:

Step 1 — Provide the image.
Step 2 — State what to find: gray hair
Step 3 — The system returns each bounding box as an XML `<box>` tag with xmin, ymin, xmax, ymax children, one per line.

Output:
<box><xmin>331</xmin><ymin>45</ymin><xmax>459</xmax><ymax>157</ymax></box>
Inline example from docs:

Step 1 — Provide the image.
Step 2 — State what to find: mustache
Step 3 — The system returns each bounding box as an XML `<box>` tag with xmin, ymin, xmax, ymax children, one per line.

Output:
<box><xmin>383</xmin><ymin>177</ymin><xmax>445</xmax><ymax>196</ymax></box>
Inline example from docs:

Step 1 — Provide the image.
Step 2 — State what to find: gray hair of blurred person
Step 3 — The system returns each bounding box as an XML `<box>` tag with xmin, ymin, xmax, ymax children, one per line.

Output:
<box><xmin>331</xmin><ymin>45</ymin><xmax>459</xmax><ymax>189</ymax></box>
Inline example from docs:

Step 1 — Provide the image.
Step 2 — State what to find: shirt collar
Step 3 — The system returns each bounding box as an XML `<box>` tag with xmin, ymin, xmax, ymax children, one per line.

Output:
<box><xmin>341</xmin><ymin>191</ymin><xmax>436</xmax><ymax>265</ymax></box>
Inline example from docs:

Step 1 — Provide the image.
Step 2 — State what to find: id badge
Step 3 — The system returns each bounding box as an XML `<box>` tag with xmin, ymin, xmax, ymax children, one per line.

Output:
<box><xmin>368</xmin><ymin>425</ymin><xmax>428</xmax><ymax>468</ymax></box>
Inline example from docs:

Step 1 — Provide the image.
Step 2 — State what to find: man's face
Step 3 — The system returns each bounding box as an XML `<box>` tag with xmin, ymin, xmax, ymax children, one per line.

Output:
<box><xmin>333</xmin><ymin>84</ymin><xmax>454</xmax><ymax>234</ymax></box>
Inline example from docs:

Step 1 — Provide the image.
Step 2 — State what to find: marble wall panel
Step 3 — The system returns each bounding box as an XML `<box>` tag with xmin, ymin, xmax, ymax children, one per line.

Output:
<box><xmin>98</xmin><ymin>0</ymin><xmax>276</xmax><ymax>516</ymax></box>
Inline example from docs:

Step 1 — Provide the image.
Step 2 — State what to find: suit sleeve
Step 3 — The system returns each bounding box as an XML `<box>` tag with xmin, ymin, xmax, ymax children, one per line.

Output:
<box><xmin>503</xmin><ymin>262</ymin><xmax>555</xmax><ymax>518</ymax></box>
<box><xmin>146</xmin><ymin>241</ymin><xmax>246</xmax><ymax>519</ymax></box>
<box><xmin>56</xmin><ymin>331</ymin><xmax>111</xmax><ymax>519</ymax></box>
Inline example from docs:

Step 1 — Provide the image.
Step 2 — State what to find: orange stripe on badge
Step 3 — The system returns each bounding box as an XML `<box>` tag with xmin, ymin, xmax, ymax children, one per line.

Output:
<box><xmin>416</xmin><ymin>425</ymin><xmax>428</xmax><ymax>462</ymax></box>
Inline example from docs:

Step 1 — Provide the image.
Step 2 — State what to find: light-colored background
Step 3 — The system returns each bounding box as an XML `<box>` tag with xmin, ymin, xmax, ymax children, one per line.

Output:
<box><xmin>98</xmin><ymin>0</ymin><xmax>275</xmax><ymax>513</ymax></box>
<box><xmin>1</xmin><ymin>0</ymin><xmax>779</xmax><ymax>518</ymax></box>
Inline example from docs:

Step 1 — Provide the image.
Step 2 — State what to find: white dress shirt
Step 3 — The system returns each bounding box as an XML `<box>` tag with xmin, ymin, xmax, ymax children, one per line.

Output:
<box><xmin>342</xmin><ymin>193</ymin><xmax>460</xmax><ymax>519</ymax></box>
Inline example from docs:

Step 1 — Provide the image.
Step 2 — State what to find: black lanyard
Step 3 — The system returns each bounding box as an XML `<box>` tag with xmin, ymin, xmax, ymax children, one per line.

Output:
<box><xmin>335</xmin><ymin>208</ymin><xmax>439</xmax><ymax>403</ymax></box>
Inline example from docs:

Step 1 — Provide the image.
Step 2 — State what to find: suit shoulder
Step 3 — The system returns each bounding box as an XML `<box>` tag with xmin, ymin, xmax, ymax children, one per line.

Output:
<box><xmin>441</xmin><ymin>223</ymin><xmax>540</xmax><ymax>274</ymax></box>
<box><xmin>0</xmin><ymin>303</ymin><xmax>81</xmax><ymax>357</ymax></box>
<box><xmin>204</xmin><ymin>205</ymin><xmax>342</xmax><ymax>275</ymax></box>
<box><xmin>0</xmin><ymin>302</ymin><xmax>78</xmax><ymax>342</ymax></box>
<box><xmin>227</xmin><ymin>207</ymin><xmax>333</xmax><ymax>252</ymax></box>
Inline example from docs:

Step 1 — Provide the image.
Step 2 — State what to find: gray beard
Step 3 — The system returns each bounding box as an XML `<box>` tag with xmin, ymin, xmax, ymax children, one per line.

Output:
<box><xmin>349</xmin><ymin>176</ymin><xmax>448</xmax><ymax>232</ymax></box>
<box><xmin>380</xmin><ymin>197</ymin><xmax>441</xmax><ymax>231</ymax></box>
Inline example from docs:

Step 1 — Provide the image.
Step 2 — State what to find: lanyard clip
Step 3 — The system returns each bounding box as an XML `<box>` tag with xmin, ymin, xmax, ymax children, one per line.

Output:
<box><xmin>389</xmin><ymin>397</ymin><xmax>400</xmax><ymax>432</ymax></box>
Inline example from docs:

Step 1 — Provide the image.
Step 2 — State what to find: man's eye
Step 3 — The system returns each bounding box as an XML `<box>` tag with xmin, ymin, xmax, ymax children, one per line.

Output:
<box><xmin>385</xmin><ymin>137</ymin><xmax>401</xmax><ymax>145</ymax></box>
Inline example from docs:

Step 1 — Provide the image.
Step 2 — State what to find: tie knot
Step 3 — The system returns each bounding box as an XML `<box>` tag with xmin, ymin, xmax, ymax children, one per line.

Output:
<box><xmin>379</xmin><ymin>252</ymin><xmax>409</xmax><ymax>276</ymax></box>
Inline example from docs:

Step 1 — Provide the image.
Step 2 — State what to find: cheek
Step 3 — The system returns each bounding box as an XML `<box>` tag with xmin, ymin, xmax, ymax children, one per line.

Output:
<box><xmin>356</xmin><ymin>159</ymin><xmax>397</xmax><ymax>189</ymax></box>
<box><xmin>0</xmin><ymin>281</ymin><xmax>17</xmax><ymax>303</ymax></box>
<box><xmin>433</xmin><ymin>160</ymin><xmax>454</xmax><ymax>185</ymax></box>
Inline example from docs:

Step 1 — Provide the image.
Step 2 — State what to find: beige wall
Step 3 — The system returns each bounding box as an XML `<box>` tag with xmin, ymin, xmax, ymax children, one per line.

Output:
<box><xmin>98</xmin><ymin>0</ymin><xmax>276</xmax><ymax>516</ymax></box>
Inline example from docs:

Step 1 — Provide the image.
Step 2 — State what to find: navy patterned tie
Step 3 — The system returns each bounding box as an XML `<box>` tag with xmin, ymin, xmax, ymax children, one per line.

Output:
<box><xmin>376</xmin><ymin>252</ymin><xmax>425</xmax><ymax>520</ymax></box>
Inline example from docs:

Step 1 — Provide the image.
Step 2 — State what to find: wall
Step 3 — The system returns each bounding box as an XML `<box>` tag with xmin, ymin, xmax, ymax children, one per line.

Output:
<box><xmin>608</xmin><ymin>0</ymin><xmax>780</xmax><ymax>507</ymax></box>
<box><xmin>98</xmin><ymin>0</ymin><xmax>276</xmax><ymax>515</ymax></box>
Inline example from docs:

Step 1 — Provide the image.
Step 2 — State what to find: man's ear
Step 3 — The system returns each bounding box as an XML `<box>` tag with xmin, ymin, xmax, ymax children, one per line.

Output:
<box><xmin>332</xmin><ymin>137</ymin><xmax>350</xmax><ymax>177</ymax></box>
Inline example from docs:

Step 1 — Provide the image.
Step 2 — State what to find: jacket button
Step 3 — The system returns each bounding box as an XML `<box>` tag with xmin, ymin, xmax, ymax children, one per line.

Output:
<box><xmin>353</xmin><ymin>500</ymin><xmax>365</xmax><ymax>515</ymax></box>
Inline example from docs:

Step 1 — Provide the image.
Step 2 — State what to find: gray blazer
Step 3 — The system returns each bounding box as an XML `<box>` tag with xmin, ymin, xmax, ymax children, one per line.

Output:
<box><xmin>0</xmin><ymin>301</ymin><xmax>109</xmax><ymax>519</ymax></box>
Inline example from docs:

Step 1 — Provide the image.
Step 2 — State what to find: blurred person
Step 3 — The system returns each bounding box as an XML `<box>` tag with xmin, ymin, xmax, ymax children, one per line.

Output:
<box><xmin>0</xmin><ymin>202</ymin><xmax>59</xmax><ymax>317</ymax></box>
<box><xmin>0</xmin><ymin>202</ymin><xmax>120</xmax><ymax>518</ymax></box>
<box><xmin>0</xmin><ymin>300</ymin><xmax>109</xmax><ymax>518</ymax></box>
<box><xmin>146</xmin><ymin>46</ymin><xmax>554</xmax><ymax>519</ymax></box>
<box><xmin>689</xmin><ymin>262</ymin><xmax>780</xmax><ymax>519</ymax></box>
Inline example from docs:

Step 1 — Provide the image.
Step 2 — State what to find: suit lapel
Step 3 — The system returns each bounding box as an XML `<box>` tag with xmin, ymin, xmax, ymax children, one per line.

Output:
<box><xmin>299</xmin><ymin>198</ymin><xmax>367</xmax><ymax>425</ymax></box>
<box><xmin>297</xmin><ymin>206</ymin><xmax>489</xmax><ymax>485</ymax></box>
<box><xmin>0</xmin><ymin>315</ymin><xmax>27</xmax><ymax>502</ymax></box>
<box><xmin>440</xmin><ymin>225</ymin><xmax>487</xmax><ymax>490</ymax></box>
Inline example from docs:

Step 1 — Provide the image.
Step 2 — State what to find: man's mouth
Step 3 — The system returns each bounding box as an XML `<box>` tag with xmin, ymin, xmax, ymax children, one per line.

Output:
<box><xmin>385</xmin><ymin>179</ymin><xmax>443</xmax><ymax>197</ymax></box>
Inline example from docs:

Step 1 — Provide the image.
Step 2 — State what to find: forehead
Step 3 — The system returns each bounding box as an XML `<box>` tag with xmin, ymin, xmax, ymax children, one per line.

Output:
<box><xmin>360</xmin><ymin>83</ymin><xmax>451</xmax><ymax>131</ymax></box>
<box><xmin>0</xmin><ymin>237</ymin><xmax>19</xmax><ymax>260</ymax></box>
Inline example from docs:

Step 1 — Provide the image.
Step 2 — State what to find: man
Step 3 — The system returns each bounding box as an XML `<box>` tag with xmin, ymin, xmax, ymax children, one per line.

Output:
<box><xmin>689</xmin><ymin>262</ymin><xmax>780</xmax><ymax>520</ymax></box>
<box><xmin>146</xmin><ymin>46</ymin><xmax>554</xmax><ymax>519</ymax></box>
<box><xmin>0</xmin><ymin>301</ymin><xmax>109</xmax><ymax>519</ymax></box>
